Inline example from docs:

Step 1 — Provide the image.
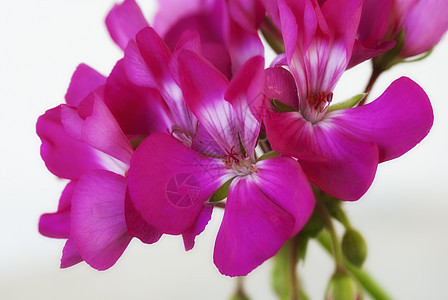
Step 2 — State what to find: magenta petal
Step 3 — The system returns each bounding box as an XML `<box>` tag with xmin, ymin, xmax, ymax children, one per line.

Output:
<box><xmin>71</xmin><ymin>170</ymin><xmax>131</xmax><ymax>271</ymax></box>
<box><xmin>153</xmin><ymin>0</ymin><xmax>213</xmax><ymax>37</ymax></box>
<box><xmin>124</xmin><ymin>190</ymin><xmax>162</xmax><ymax>244</ymax></box>
<box><xmin>265</xmin><ymin>111</ymin><xmax>379</xmax><ymax>201</ymax></box>
<box><xmin>401</xmin><ymin>0</ymin><xmax>448</xmax><ymax>57</ymax></box>
<box><xmin>357</xmin><ymin>0</ymin><xmax>392</xmax><ymax>47</ymax></box>
<box><xmin>333</xmin><ymin>77</ymin><xmax>434</xmax><ymax>163</ymax></box>
<box><xmin>36</xmin><ymin>106</ymin><xmax>105</xmax><ymax>179</ymax></box>
<box><xmin>61</xmin><ymin>93</ymin><xmax>133</xmax><ymax>168</ymax></box>
<box><xmin>128</xmin><ymin>133</ymin><xmax>231</xmax><ymax>235</ymax></box>
<box><xmin>105</xmin><ymin>59</ymin><xmax>172</xmax><ymax>137</ymax></box>
<box><xmin>214</xmin><ymin>177</ymin><xmax>295</xmax><ymax>276</ymax></box>
<box><xmin>265</xmin><ymin>67</ymin><xmax>299</xmax><ymax>110</ymax></box>
<box><xmin>134</xmin><ymin>27</ymin><xmax>172</xmax><ymax>87</ymax></box>
<box><xmin>191</xmin><ymin>122</ymin><xmax>226</xmax><ymax>157</ymax></box>
<box><xmin>61</xmin><ymin>238</ymin><xmax>83</xmax><ymax>268</ymax></box>
<box><xmin>255</xmin><ymin>156</ymin><xmax>315</xmax><ymax>234</ymax></box>
<box><xmin>176</xmin><ymin>50</ymin><xmax>238</xmax><ymax>151</ymax></box>
<box><xmin>105</xmin><ymin>0</ymin><xmax>149</xmax><ymax>50</ymax></box>
<box><xmin>320</xmin><ymin>0</ymin><xmax>362</xmax><ymax>58</ymax></box>
<box><xmin>182</xmin><ymin>205</ymin><xmax>213</xmax><ymax>251</ymax></box>
<box><xmin>39</xmin><ymin>180</ymin><xmax>73</xmax><ymax>239</ymax></box>
<box><xmin>65</xmin><ymin>64</ymin><xmax>106</xmax><ymax>107</ymax></box>
<box><xmin>223</xmin><ymin>10</ymin><xmax>264</xmax><ymax>73</ymax></box>
<box><xmin>225</xmin><ymin>56</ymin><xmax>264</xmax><ymax>154</ymax></box>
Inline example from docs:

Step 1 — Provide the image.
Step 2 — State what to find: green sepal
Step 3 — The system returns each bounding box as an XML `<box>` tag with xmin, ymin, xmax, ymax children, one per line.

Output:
<box><xmin>270</xmin><ymin>98</ymin><xmax>297</xmax><ymax>113</ymax></box>
<box><xmin>342</xmin><ymin>228</ymin><xmax>367</xmax><ymax>268</ymax></box>
<box><xmin>327</xmin><ymin>94</ymin><xmax>365</xmax><ymax>112</ymax></box>
<box><xmin>372</xmin><ymin>29</ymin><xmax>406</xmax><ymax>72</ymax></box>
<box><xmin>209</xmin><ymin>178</ymin><xmax>234</xmax><ymax>202</ymax></box>
<box><xmin>258</xmin><ymin>151</ymin><xmax>280</xmax><ymax>161</ymax></box>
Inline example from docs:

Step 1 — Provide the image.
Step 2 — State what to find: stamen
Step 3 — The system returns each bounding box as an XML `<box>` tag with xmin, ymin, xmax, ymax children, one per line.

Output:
<box><xmin>307</xmin><ymin>92</ymin><xmax>333</xmax><ymax>112</ymax></box>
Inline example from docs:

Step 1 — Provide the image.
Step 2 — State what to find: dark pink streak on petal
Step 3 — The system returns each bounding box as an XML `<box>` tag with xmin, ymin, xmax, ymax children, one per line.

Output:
<box><xmin>71</xmin><ymin>170</ymin><xmax>131</xmax><ymax>271</ymax></box>
<box><xmin>105</xmin><ymin>0</ymin><xmax>149</xmax><ymax>50</ymax></box>
<box><xmin>214</xmin><ymin>177</ymin><xmax>295</xmax><ymax>276</ymax></box>
<box><xmin>128</xmin><ymin>133</ymin><xmax>231</xmax><ymax>235</ymax></box>
<box><xmin>65</xmin><ymin>64</ymin><xmax>106</xmax><ymax>107</ymax></box>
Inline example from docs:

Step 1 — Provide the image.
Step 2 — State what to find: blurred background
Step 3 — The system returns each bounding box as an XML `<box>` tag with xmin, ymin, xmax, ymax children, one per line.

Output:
<box><xmin>1</xmin><ymin>0</ymin><xmax>447</xmax><ymax>299</ymax></box>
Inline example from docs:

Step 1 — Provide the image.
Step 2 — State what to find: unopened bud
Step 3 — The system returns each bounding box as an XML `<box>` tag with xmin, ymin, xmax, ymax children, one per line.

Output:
<box><xmin>342</xmin><ymin>228</ymin><xmax>367</xmax><ymax>267</ymax></box>
<box><xmin>325</xmin><ymin>272</ymin><xmax>362</xmax><ymax>300</ymax></box>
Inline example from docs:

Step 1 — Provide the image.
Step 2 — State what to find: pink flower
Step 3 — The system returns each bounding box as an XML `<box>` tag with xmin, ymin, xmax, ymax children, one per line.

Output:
<box><xmin>263</xmin><ymin>0</ymin><xmax>434</xmax><ymax>201</ymax></box>
<box><xmin>153</xmin><ymin>0</ymin><xmax>264</xmax><ymax>73</ymax></box>
<box><xmin>37</xmin><ymin>63</ymin><xmax>208</xmax><ymax>270</ymax></box>
<box><xmin>350</xmin><ymin>0</ymin><xmax>448</xmax><ymax>66</ymax></box>
<box><xmin>128</xmin><ymin>54</ymin><xmax>315</xmax><ymax>276</ymax></box>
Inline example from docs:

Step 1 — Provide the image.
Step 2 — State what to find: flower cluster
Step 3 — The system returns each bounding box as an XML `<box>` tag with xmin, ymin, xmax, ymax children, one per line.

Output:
<box><xmin>37</xmin><ymin>0</ymin><xmax>444</xmax><ymax>288</ymax></box>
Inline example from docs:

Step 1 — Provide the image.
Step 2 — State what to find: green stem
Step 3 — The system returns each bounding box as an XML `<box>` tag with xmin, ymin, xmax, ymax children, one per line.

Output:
<box><xmin>317</xmin><ymin>232</ymin><xmax>393</xmax><ymax>300</ymax></box>
<box><xmin>289</xmin><ymin>236</ymin><xmax>299</xmax><ymax>300</ymax></box>
<box><xmin>316</xmin><ymin>201</ymin><xmax>345</xmax><ymax>271</ymax></box>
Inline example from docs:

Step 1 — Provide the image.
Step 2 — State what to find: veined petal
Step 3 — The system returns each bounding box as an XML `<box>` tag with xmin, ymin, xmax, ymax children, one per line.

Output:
<box><xmin>128</xmin><ymin>133</ymin><xmax>232</xmax><ymax>235</ymax></box>
<box><xmin>71</xmin><ymin>170</ymin><xmax>131</xmax><ymax>271</ymax></box>
<box><xmin>105</xmin><ymin>0</ymin><xmax>149</xmax><ymax>50</ymax></box>
<box><xmin>39</xmin><ymin>181</ymin><xmax>76</xmax><ymax>239</ymax></box>
<box><xmin>182</xmin><ymin>205</ymin><xmax>213</xmax><ymax>251</ymax></box>
<box><xmin>264</xmin><ymin>110</ymin><xmax>379</xmax><ymax>201</ymax></box>
<box><xmin>176</xmin><ymin>50</ymin><xmax>238</xmax><ymax>152</ymax></box>
<box><xmin>65</xmin><ymin>64</ymin><xmax>106</xmax><ymax>107</ymax></box>
<box><xmin>36</xmin><ymin>106</ymin><xmax>105</xmax><ymax>179</ymax></box>
<box><xmin>214</xmin><ymin>177</ymin><xmax>295</xmax><ymax>276</ymax></box>
<box><xmin>225</xmin><ymin>56</ymin><xmax>264</xmax><ymax>156</ymax></box>
<box><xmin>332</xmin><ymin>77</ymin><xmax>433</xmax><ymax>162</ymax></box>
<box><xmin>61</xmin><ymin>237</ymin><xmax>83</xmax><ymax>268</ymax></box>
<box><xmin>61</xmin><ymin>93</ymin><xmax>133</xmax><ymax>168</ymax></box>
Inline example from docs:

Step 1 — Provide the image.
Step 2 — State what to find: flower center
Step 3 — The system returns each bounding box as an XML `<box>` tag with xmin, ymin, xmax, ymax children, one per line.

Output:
<box><xmin>302</xmin><ymin>91</ymin><xmax>333</xmax><ymax>123</ymax></box>
<box><xmin>222</xmin><ymin>146</ymin><xmax>258</xmax><ymax>175</ymax></box>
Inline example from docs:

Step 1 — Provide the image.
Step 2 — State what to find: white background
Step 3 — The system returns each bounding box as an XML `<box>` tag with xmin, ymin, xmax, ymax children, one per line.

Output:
<box><xmin>1</xmin><ymin>1</ymin><xmax>447</xmax><ymax>299</ymax></box>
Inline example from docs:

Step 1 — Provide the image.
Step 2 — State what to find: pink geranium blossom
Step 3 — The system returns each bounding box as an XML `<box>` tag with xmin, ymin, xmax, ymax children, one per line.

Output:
<box><xmin>37</xmin><ymin>62</ymin><xmax>209</xmax><ymax>270</ymax></box>
<box><xmin>350</xmin><ymin>0</ymin><xmax>448</xmax><ymax>66</ymax></box>
<box><xmin>128</xmin><ymin>54</ymin><xmax>315</xmax><ymax>276</ymax></box>
<box><xmin>263</xmin><ymin>0</ymin><xmax>434</xmax><ymax>201</ymax></box>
